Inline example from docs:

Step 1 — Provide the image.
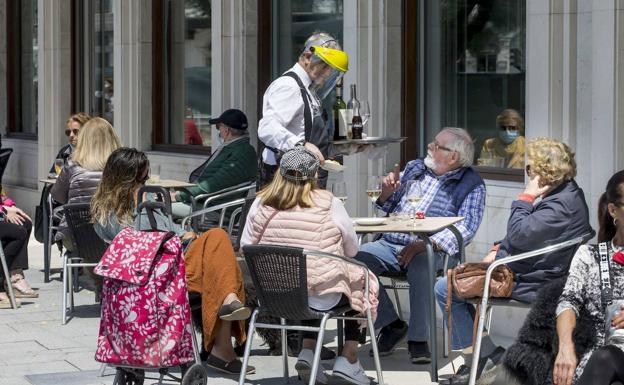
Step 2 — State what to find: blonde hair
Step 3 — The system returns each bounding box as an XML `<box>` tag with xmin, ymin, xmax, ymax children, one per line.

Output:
<box><xmin>496</xmin><ymin>109</ymin><xmax>525</xmax><ymax>134</ymax></box>
<box><xmin>72</xmin><ymin>117</ymin><xmax>122</xmax><ymax>171</ymax></box>
<box><xmin>257</xmin><ymin>171</ymin><xmax>317</xmax><ymax>210</ymax></box>
<box><xmin>66</xmin><ymin>112</ymin><xmax>91</xmax><ymax>128</ymax></box>
<box><xmin>526</xmin><ymin>137</ymin><xmax>576</xmax><ymax>186</ymax></box>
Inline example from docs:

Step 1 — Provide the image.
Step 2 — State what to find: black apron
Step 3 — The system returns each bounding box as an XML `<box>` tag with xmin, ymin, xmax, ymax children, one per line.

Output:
<box><xmin>259</xmin><ymin>71</ymin><xmax>329</xmax><ymax>188</ymax></box>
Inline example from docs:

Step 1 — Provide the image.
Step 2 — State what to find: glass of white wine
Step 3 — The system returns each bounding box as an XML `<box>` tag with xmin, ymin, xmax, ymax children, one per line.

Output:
<box><xmin>54</xmin><ymin>158</ymin><xmax>64</xmax><ymax>177</ymax></box>
<box><xmin>332</xmin><ymin>182</ymin><xmax>348</xmax><ymax>205</ymax></box>
<box><xmin>406</xmin><ymin>180</ymin><xmax>423</xmax><ymax>227</ymax></box>
<box><xmin>366</xmin><ymin>176</ymin><xmax>382</xmax><ymax>217</ymax></box>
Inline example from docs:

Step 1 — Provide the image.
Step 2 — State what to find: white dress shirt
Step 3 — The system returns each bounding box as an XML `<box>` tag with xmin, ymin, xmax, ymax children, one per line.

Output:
<box><xmin>258</xmin><ymin>63</ymin><xmax>321</xmax><ymax>165</ymax></box>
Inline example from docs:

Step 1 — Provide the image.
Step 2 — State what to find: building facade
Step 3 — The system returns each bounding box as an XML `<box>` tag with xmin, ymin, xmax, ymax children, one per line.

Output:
<box><xmin>1</xmin><ymin>0</ymin><xmax>623</xmax><ymax>267</ymax></box>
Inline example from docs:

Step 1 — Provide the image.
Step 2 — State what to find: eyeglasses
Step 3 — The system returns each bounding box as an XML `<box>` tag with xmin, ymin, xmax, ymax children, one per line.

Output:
<box><xmin>430</xmin><ymin>140</ymin><xmax>455</xmax><ymax>153</ymax></box>
<box><xmin>499</xmin><ymin>125</ymin><xmax>518</xmax><ymax>131</ymax></box>
<box><xmin>65</xmin><ymin>128</ymin><xmax>79</xmax><ymax>137</ymax></box>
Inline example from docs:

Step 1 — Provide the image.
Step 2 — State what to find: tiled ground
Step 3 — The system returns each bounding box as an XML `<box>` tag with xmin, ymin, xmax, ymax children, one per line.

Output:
<box><xmin>1</xmin><ymin>236</ymin><xmax>469</xmax><ymax>385</ymax></box>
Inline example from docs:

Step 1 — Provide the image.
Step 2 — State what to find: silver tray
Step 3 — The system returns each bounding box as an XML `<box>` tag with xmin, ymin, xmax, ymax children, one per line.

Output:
<box><xmin>330</xmin><ymin>137</ymin><xmax>407</xmax><ymax>145</ymax></box>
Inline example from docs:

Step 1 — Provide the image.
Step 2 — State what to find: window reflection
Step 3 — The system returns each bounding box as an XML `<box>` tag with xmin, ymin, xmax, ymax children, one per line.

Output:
<box><xmin>92</xmin><ymin>0</ymin><xmax>114</xmax><ymax>123</ymax></box>
<box><xmin>424</xmin><ymin>1</ymin><xmax>526</xmax><ymax>169</ymax></box>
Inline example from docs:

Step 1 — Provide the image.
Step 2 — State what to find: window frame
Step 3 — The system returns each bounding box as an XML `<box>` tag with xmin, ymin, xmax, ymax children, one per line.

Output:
<box><xmin>151</xmin><ymin>0</ymin><xmax>213</xmax><ymax>155</ymax></box>
<box><xmin>402</xmin><ymin>1</ymin><xmax>524</xmax><ymax>183</ymax></box>
<box><xmin>5</xmin><ymin>0</ymin><xmax>38</xmax><ymax>140</ymax></box>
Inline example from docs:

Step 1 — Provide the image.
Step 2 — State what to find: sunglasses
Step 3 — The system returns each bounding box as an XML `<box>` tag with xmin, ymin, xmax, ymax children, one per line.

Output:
<box><xmin>65</xmin><ymin>128</ymin><xmax>79</xmax><ymax>137</ymax></box>
<box><xmin>525</xmin><ymin>165</ymin><xmax>531</xmax><ymax>177</ymax></box>
<box><xmin>500</xmin><ymin>125</ymin><xmax>518</xmax><ymax>131</ymax></box>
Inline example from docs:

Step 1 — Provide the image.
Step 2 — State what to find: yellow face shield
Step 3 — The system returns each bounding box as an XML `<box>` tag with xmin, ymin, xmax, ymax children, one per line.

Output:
<box><xmin>308</xmin><ymin>46</ymin><xmax>349</xmax><ymax>99</ymax></box>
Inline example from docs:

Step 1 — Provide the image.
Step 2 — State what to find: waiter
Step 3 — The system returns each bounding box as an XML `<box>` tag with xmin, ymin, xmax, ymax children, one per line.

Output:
<box><xmin>258</xmin><ymin>32</ymin><xmax>349</xmax><ymax>188</ymax></box>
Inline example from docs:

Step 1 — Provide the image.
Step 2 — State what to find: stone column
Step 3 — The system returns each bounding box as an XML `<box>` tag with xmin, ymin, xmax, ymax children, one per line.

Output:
<box><xmin>112</xmin><ymin>0</ymin><xmax>152</xmax><ymax>150</ymax></box>
<box><xmin>37</xmin><ymin>0</ymin><xmax>72</xmax><ymax>183</ymax></box>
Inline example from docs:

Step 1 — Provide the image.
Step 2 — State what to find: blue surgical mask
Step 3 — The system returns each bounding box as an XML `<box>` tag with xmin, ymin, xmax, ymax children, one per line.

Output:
<box><xmin>499</xmin><ymin>129</ymin><xmax>519</xmax><ymax>144</ymax></box>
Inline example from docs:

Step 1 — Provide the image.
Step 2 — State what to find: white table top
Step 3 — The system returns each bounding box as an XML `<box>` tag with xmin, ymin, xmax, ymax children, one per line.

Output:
<box><xmin>39</xmin><ymin>178</ymin><xmax>194</xmax><ymax>189</ymax></box>
<box><xmin>352</xmin><ymin>216</ymin><xmax>464</xmax><ymax>234</ymax></box>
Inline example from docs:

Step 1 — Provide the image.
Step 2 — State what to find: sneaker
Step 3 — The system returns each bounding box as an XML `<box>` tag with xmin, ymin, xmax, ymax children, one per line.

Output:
<box><xmin>369</xmin><ymin>320</ymin><xmax>408</xmax><ymax>357</ymax></box>
<box><xmin>331</xmin><ymin>356</ymin><xmax>370</xmax><ymax>385</ymax></box>
<box><xmin>408</xmin><ymin>341</ymin><xmax>431</xmax><ymax>364</ymax></box>
<box><xmin>295</xmin><ymin>348</ymin><xmax>329</xmax><ymax>385</ymax></box>
<box><xmin>440</xmin><ymin>347</ymin><xmax>506</xmax><ymax>385</ymax></box>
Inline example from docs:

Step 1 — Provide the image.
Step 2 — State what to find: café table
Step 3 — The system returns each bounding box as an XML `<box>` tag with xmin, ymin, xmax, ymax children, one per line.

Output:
<box><xmin>38</xmin><ymin>177</ymin><xmax>194</xmax><ymax>282</ymax></box>
<box><xmin>352</xmin><ymin>216</ymin><xmax>465</xmax><ymax>382</ymax></box>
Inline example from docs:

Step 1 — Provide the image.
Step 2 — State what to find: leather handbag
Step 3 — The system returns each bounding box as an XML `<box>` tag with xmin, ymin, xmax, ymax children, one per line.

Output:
<box><xmin>450</xmin><ymin>262</ymin><xmax>515</xmax><ymax>299</ymax></box>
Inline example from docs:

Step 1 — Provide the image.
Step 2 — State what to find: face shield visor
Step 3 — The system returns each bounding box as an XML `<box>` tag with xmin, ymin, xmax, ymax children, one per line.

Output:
<box><xmin>307</xmin><ymin>46</ymin><xmax>348</xmax><ymax>100</ymax></box>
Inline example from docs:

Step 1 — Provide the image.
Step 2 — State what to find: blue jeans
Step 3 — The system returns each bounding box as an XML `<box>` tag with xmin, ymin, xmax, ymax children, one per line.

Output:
<box><xmin>434</xmin><ymin>276</ymin><xmax>474</xmax><ymax>350</ymax></box>
<box><xmin>356</xmin><ymin>238</ymin><xmax>452</xmax><ymax>342</ymax></box>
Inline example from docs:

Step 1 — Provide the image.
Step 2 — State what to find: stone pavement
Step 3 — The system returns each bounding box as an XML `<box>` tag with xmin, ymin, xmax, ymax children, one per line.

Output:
<box><xmin>0</xmin><ymin>236</ymin><xmax>468</xmax><ymax>385</ymax></box>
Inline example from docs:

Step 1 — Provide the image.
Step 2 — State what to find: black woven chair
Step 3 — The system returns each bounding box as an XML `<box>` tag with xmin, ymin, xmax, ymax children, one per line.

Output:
<box><xmin>61</xmin><ymin>202</ymin><xmax>109</xmax><ymax>324</ymax></box>
<box><xmin>239</xmin><ymin>245</ymin><xmax>383</xmax><ymax>385</ymax></box>
<box><xmin>0</xmin><ymin>148</ymin><xmax>13</xmax><ymax>190</ymax></box>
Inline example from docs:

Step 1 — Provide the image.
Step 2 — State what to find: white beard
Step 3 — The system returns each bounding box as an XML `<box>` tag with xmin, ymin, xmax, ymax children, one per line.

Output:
<box><xmin>424</xmin><ymin>154</ymin><xmax>437</xmax><ymax>170</ymax></box>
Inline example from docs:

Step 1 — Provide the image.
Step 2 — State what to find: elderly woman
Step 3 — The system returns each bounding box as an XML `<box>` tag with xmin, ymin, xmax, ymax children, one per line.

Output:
<box><xmin>435</xmin><ymin>137</ymin><xmax>594</xmax><ymax>385</ymax></box>
<box><xmin>553</xmin><ymin>170</ymin><xmax>624</xmax><ymax>385</ymax></box>
<box><xmin>479</xmin><ymin>109</ymin><xmax>525</xmax><ymax>169</ymax></box>
<box><xmin>240</xmin><ymin>146</ymin><xmax>379</xmax><ymax>385</ymax></box>
<box><xmin>49</xmin><ymin>112</ymin><xmax>91</xmax><ymax>175</ymax></box>
<box><xmin>91</xmin><ymin>148</ymin><xmax>254</xmax><ymax>376</ymax></box>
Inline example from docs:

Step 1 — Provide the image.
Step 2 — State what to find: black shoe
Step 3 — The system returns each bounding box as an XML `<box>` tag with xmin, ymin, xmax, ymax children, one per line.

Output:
<box><xmin>408</xmin><ymin>341</ymin><xmax>431</xmax><ymax>364</ymax></box>
<box><xmin>440</xmin><ymin>347</ymin><xmax>506</xmax><ymax>385</ymax></box>
<box><xmin>369</xmin><ymin>320</ymin><xmax>408</xmax><ymax>357</ymax></box>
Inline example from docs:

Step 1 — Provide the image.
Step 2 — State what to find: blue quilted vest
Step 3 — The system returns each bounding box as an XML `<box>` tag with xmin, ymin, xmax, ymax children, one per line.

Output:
<box><xmin>402</xmin><ymin>159</ymin><xmax>485</xmax><ymax>218</ymax></box>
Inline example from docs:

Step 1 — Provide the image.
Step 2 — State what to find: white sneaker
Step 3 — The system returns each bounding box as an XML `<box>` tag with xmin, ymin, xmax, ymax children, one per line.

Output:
<box><xmin>331</xmin><ymin>357</ymin><xmax>370</xmax><ymax>385</ymax></box>
<box><xmin>295</xmin><ymin>349</ymin><xmax>329</xmax><ymax>385</ymax></box>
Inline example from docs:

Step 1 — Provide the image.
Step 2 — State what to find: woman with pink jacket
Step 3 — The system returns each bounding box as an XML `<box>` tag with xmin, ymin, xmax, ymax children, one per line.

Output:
<box><xmin>241</xmin><ymin>146</ymin><xmax>379</xmax><ymax>385</ymax></box>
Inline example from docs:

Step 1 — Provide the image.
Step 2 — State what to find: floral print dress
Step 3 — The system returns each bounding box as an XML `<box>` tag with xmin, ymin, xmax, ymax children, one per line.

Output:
<box><xmin>556</xmin><ymin>243</ymin><xmax>624</xmax><ymax>381</ymax></box>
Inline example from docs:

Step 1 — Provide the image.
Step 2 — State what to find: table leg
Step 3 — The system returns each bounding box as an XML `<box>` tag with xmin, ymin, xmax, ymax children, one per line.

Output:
<box><xmin>422</xmin><ymin>236</ymin><xmax>438</xmax><ymax>382</ymax></box>
<box><xmin>43</xmin><ymin>195</ymin><xmax>50</xmax><ymax>283</ymax></box>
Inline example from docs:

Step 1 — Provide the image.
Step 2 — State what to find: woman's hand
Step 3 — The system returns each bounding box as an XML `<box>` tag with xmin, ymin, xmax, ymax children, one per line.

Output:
<box><xmin>170</xmin><ymin>191</ymin><xmax>178</xmax><ymax>202</ymax></box>
<box><xmin>553</xmin><ymin>342</ymin><xmax>577</xmax><ymax>385</ymax></box>
<box><xmin>5</xmin><ymin>206</ymin><xmax>31</xmax><ymax>226</ymax></box>
<box><xmin>612</xmin><ymin>305</ymin><xmax>624</xmax><ymax>329</ymax></box>
<box><xmin>181</xmin><ymin>231</ymin><xmax>196</xmax><ymax>241</ymax></box>
<box><xmin>524</xmin><ymin>174</ymin><xmax>551</xmax><ymax>198</ymax></box>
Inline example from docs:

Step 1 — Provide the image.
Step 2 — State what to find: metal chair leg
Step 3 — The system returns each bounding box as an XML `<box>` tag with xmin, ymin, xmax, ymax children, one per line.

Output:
<box><xmin>485</xmin><ymin>306</ymin><xmax>494</xmax><ymax>334</ymax></box>
<box><xmin>443</xmin><ymin>320</ymin><xmax>449</xmax><ymax>358</ymax></box>
<box><xmin>61</xmin><ymin>254</ymin><xmax>68</xmax><ymax>325</ymax></box>
<box><xmin>468</xmin><ymin>300</ymin><xmax>490</xmax><ymax>385</ymax></box>
<box><xmin>337</xmin><ymin>319</ymin><xmax>344</xmax><ymax>355</ymax></box>
<box><xmin>0</xmin><ymin>245</ymin><xmax>17</xmax><ymax>309</ymax></box>
<box><xmin>68</xmin><ymin>260</ymin><xmax>75</xmax><ymax>311</ymax></box>
<box><xmin>281</xmin><ymin>318</ymin><xmax>289</xmax><ymax>381</ymax></box>
<box><xmin>238</xmin><ymin>310</ymin><xmax>258</xmax><ymax>385</ymax></box>
<box><xmin>368</xmin><ymin>309</ymin><xmax>384</xmax><ymax>385</ymax></box>
<box><xmin>309</xmin><ymin>314</ymin><xmax>330</xmax><ymax>385</ymax></box>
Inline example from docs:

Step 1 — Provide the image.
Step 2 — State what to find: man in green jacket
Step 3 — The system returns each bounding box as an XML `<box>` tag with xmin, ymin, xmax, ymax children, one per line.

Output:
<box><xmin>171</xmin><ymin>108</ymin><xmax>257</xmax><ymax>218</ymax></box>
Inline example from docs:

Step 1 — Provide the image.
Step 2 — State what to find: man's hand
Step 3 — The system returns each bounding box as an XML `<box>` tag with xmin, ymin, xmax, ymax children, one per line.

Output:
<box><xmin>5</xmin><ymin>206</ymin><xmax>30</xmax><ymax>226</ymax></box>
<box><xmin>482</xmin><ymin>250</ymin><xmax>496</xmax><ymax>263</ymax></box>
<box><xmin>303</xmin><ymin>142</ymin><xmax>325</xmax><ymax>163</ymax></box>
<box><xmin>524</xmin><ymin>174</ymin><xmax>551</xmax><ymax>199</ymax></box>
<box><xmin>397</xmin><ymin>241</ymin><xmax>426</xmax><ymax>268</ymax></box>
<box><xmin>553</xmin><ymin>342</ymin><xmax>577</xmax><ymax>385</ymax></box>
<box><xmin>379</xmin><ymin>164</ymin><xmax>401</xmax><ymax>203</ymax></box>
<box><xmin>612</xmin><ymin>305</ymin><xmax>624</xmax><ymax>329</ymax></box>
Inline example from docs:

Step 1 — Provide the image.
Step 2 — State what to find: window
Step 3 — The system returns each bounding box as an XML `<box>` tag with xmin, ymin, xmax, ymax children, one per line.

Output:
<box><xmin>6</xmin><ymin>0</ymin><xmax>38</xmax><ymax>138</ymax></box>
<box><xmin>71</xmin><ymin>0</ymin><xmax>114</xmax><ymax>122</ymax></box>
<box><xmin>423</xmin><ymin>1</ymin><xmax>526</xmax><ymax>179</ymax></box>
<box><xmin>153</xmin><ymin>0</ymin><xmax>212</xmax><ymax>152</ymax></box>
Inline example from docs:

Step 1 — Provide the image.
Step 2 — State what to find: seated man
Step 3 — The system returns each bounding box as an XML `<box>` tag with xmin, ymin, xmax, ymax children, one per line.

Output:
<box><xmin>356</xmin><ymin>127</ymin><xmax>486</xmax><ymax>364</ymax></box>
<box><xmin>435</xmin><ymin>137</ymin><xmax>594</xmax><ymax>385</ymax></box>
<box><xmin>171</xmin><ymin>108</ymin><xmax>257</xmax><ymax>219</ymax></box>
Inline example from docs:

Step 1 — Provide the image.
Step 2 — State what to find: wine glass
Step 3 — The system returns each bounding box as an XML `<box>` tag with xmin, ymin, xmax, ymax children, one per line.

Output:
<box><xmin>332</xmin><ymin>182</ymin><xmax>348</xmax><ymax>205</ymax></box>
<box><xmin>405</xmin><ymin>180</ymin><xmax>423</xmax><ymax>227</ymax></box>
<box><xmin>360</xmin><ymin>101</ymin><xmax>371</xmax><ymax>126</ymax></box>
<box><xmin>366</xmin><ymin>176</ymin><xmax>382</xmax><ymax>217</ymax></box>
<box><xmin>54</xmin><ymin>158</ymin><xmax>64</xmax><ymax>177</ymax></box>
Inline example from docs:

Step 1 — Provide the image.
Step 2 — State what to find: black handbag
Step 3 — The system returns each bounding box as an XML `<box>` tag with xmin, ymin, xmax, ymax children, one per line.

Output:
<box><xmin>34</xmin><ymin>184</ymin><xmax>52</xmax><ymax>243</ymax></box>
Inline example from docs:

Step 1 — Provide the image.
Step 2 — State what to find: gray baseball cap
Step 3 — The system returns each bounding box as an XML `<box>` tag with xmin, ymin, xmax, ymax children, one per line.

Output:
<box><xmin>279</xmin><ymin>146</ymin><xmax>320</xmax><ymax>182</ymax></box>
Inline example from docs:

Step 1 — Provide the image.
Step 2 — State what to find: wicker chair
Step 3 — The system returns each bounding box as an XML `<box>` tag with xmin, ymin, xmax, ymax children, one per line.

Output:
<box><xmin>239</xmin><ymin>244</ymin><xmax>383</xmax><ymax>385</ymax></box>
<box><xmin>61</xmin><ymin>203</ymin><xmax>109</xmax><ymax>324</ymax></box>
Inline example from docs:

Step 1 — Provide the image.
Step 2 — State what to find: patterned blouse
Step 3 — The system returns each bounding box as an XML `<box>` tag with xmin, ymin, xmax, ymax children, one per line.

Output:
<box><xmin>556</xmin><ymin>243</ymin><xmax>624</xmax><ymax>380</ymax></box>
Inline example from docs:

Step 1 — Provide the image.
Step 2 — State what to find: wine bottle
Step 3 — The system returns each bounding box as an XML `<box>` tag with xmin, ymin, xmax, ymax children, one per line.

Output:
<box><xmin>352</xmin><ymin>103</ymin><xmax>363</xmax><ymax>140</ymax></box>
<box><xmin>333</xmin><ymin>80</ymin><xmax>347</xmax><ymax>140</ymax></box>
<box><xmin>346</xmin><ymin>84</ymin><xmax>359</xmax><ymax>139</ymax></box>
